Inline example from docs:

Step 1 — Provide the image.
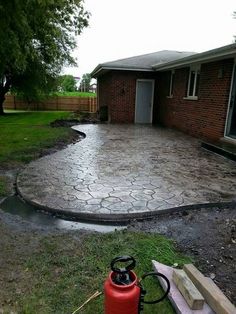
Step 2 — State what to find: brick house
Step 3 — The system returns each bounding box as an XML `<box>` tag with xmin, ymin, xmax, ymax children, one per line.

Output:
<box><xmin>91</xmin><ymin>44</ymin><xmax>236</xmax><ymax>143</ymax></box>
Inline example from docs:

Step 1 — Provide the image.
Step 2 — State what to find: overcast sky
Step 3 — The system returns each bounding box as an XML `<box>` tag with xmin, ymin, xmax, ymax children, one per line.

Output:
<box><xmin>64</xmin><ymin>0</ymin><xmax>236</xmax><ymax>78</ymax></box>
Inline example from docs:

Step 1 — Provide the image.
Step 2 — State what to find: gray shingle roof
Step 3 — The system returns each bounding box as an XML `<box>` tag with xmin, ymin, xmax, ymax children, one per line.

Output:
<box><xmin>153</xmin><ymin>43</ymin><xmax>236</xmax><ymax>70</ymax></box>
<box><xmin>91</xmin><ymin>50</ymin><xmax>196</xmax><ymax>76</ymax></box>
<box><xmin>91</xmin><ymin>43</ymin><xmax>236</xmax><ymax>77</ymax></box>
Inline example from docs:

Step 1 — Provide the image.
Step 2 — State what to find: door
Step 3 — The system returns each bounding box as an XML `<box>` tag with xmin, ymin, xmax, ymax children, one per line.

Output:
<box><xmin>135</xmin><ymin>80</ymin><xmax>154</xmax><ymax>123</ymax></box>
<box><xmin>226</xmin><ymin>65</ymin><xmax>236</xmax><ymax>138</ymax></box>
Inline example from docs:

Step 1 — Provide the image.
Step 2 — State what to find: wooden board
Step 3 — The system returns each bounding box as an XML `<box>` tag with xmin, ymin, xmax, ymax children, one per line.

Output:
<box><xmin>173</xmin><ymin>269</ymin><xmax>205</xmax><ymax>310</ymax></box>
<box><xmin>152</xmin><ymin>260</ymin><xmax>214</xmax><ymax>314</ymax></box>
<box><xmin>183</xmin><ymin>264</ymin><xmax>236</xmax><ymax>314</ymax></box>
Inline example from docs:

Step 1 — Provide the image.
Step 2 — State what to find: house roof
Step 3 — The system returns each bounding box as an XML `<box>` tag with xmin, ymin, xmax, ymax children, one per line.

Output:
<box><xmin>91</xmin><ymin>50</ymin><xmax>196</xmax><ymax>77</ymax></box>
<box><xmin>153</xmin><ymin>43</ymin><xmax>236</xmax><ymax>70</ymax></box>
<box><xmin>91</xmin><ymin>43</ymin><xmax>236</xmax><ymax>77</ymax></box>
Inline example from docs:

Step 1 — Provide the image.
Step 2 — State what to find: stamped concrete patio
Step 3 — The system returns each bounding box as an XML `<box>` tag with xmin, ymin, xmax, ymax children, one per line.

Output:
<box><xmin>17</xmin><ymin>125</ymin><xmax>236</xmax><ymax>222</ymax></box>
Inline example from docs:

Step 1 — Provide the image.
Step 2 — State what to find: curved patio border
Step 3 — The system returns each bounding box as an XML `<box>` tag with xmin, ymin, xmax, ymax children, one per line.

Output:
<box><xmin>14</xmin><ymin>186</ymin><xmax>236</xmax><ymax>223</ymax></box>
<box><xmin>16</xmin><ymin>124</ymin><xmax>236</xmax><ymax>223</ymax></box>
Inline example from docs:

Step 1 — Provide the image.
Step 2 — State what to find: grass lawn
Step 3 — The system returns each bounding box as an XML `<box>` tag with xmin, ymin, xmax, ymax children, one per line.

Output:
<box><xmin>0</xmin><ymin>176</ymin><xmax>8</xmax><ymax>196</ymax></box>
<box><xmin>56</xmin><ymin>91</ymin><xmax>97</xmax><ymax>97</ymax></box>
<box><xmin>0</xmin><ymin>110</ymin><xmax>78</xmax><ymax>195</ymax></box>
<box><xmin>6</xmin><ymin>230</ymin><xmax>191</xmax><ymax>314</ymax></box>
<box><xmin>0</xmin><ymin>111</ymin><xmax>76</xmax><ymax>165</ymax></box>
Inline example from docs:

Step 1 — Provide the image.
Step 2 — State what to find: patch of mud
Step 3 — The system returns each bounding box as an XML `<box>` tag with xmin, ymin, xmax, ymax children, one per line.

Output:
<box><xmin>0</xmin><ymin>203</ymin><xmax>235</xmax><ymax>305</ymax></box>
<box><xmin>128</xmin><ymin>205</ymin><xmax>236</xmax><ymax>304</ymax></box>
<box><xmin>50</xmin><ymin>117</ymin><xmax>100</xmax><ymax>127</ymax></box>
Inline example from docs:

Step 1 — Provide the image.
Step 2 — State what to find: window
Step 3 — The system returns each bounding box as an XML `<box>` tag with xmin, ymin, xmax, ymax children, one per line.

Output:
<box><xmin>186</xmin><ymin>66</ymin><xmax>200</xmax><ymax>99</ymax></box>
<box><xmin>168</xmin><ymin>70</ymin><xmax>175</xmax><ymax>97</ymax></box>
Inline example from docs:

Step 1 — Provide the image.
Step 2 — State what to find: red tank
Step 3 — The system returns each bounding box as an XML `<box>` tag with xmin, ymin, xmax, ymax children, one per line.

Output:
<box><xmin>104</xmin><ymin>270</ymin><xmax>141</xmax><ymax>314</ymax></box>
<box><xmin>104</xmin><ymin>256</ymin><xmax>170</xmax><ymax>314</ymax></box>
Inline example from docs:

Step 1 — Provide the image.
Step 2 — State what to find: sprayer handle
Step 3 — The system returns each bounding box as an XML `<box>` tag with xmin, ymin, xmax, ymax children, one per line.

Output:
<box><xmin>111</xmin><ymin>255</ymin><xmax>136</xmax><ymax>274</ymax></box>
<box><xmin>140</xmin><ymin>272</ymin><xmax>170</xmax><ymax>304</ymax></box>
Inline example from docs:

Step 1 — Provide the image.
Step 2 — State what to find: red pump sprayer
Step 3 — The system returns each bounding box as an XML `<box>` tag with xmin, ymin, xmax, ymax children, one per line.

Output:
<box><xmin>104</xmin><ymin>256</ymin><xmax>170</xmax><ymax>314</ymax></box>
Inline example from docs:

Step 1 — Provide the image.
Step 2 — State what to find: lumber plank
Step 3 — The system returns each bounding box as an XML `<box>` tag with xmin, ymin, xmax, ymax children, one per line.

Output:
<box><xmin>183</xmin><ymin>264</ymin><xmax>236</xmax><ymax>314</ymax></box>
<box><xmin>172</xmin><ymin>269</ymin><xmax>205</xmax><ymax>310</ymax></box>
<box><xmin>152</xmin><ymin>260</ymin><xmax>214</xmax><ymax>314</ymax></box>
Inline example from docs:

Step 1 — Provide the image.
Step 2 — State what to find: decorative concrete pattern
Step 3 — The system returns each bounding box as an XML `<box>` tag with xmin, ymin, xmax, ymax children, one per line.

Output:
<box><xmin>17</xmin><ymin>125</ymin><xmax>236</xmax><ymax>220</ymax></box>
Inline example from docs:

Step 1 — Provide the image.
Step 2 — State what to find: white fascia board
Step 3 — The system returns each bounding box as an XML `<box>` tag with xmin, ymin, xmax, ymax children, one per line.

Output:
<box><xmin>92</xmin><ymin>66</ymin><xmax>154</xmax><ymax>77</ymax></box>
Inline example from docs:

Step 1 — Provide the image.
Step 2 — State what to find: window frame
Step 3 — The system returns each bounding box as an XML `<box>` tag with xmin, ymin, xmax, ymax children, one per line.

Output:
<box><xmin>167</xmin><ymin>70</ymin><xmax>175</xmax><ymax>98</ymax></box>
<box><xmin>185</xmin><ymin>65</ymin><xmax>200</xmax><ymax>100</ymax></box>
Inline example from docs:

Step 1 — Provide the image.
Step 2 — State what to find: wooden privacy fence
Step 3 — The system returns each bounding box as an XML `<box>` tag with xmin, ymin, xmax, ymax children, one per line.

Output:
<box><xmin>3</xmin><ymin>95</ymin><xmax>97</xmax><ymax>113</ymax></box>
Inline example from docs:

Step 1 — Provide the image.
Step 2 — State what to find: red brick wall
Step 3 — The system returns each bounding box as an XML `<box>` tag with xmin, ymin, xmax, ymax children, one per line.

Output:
<box><xmin>98</xmin><ymin>70</ymin><xmax>156</xmax><ymax>123</ymax></box>
<box><xmin>98</xmin><ymin>72</ymin><xmax>113</xmax><ymax>110</ymax></box>
<box><xmin>155</xmin><ymin>58</ymin><xmax>234</xmax><ymax>141</ymax></box>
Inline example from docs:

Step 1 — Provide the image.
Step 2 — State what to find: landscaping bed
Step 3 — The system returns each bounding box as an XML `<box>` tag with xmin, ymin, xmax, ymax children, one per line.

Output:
<box><xmin>129</xmin><ymin>205</ymin><xmax>236</xmax><ymax>305</ymax></box>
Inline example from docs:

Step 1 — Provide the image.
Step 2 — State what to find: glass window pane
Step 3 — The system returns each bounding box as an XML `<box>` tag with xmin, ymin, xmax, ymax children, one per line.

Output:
<box><xmin>170</xmin><ymin>73</ymin><xmax>175</xmax><ymax>96</ymax></box>
<box><xmin>195</xmin><ymin>72</ymin><xmax>200</xmax><ymax>96</ymax></box>
<box><xmin>168</xmin><ymin>72</ymin><xmax>172</xmax><ymax>95</ymax></box>
<box><xmin>188</xmin><ymin>71</ymin><xmax>195</xmax><ymax>96</ymax></box>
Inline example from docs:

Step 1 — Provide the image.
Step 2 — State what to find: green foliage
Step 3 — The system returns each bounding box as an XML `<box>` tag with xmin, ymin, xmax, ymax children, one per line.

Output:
<box><xmin>18</xmin><ymin>231</ymin><xmax>191</xmax><ymax>313</ymax></box>
<box><xmin>58</xmin><ymin>75</ymin><xmax>77</xmax><ymax>92</ymax></box>
<box><xmin>0</xmin><ymin>176</ymin><xmax>8</xmax><ymax>196</ymax></box>
<box><xmin>56</xmin><ymin>91</ymin><xmax>96</xmax><ymax>97</ymax></box>
<box><xmin>0</xmin><ymin>0</ymin><xmax>90</xmax><ymax>112</ymax></box>
<box><xmin>11</xmin><ymin>59</ymin><xmax>59</xmax><ymax>103</ymax></box>
<box><xmin>79</xmin><ymin>73</ymin><xmax>92</xmax><ymax>92</ymax></box>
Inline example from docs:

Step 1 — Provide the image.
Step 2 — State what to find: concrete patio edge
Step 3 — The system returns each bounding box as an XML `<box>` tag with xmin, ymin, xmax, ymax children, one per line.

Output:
<box><xmin>15</xmin><ymin>182</ymin><xmax>236</xmax><ymax>223</ymax></box>
<box><xmin>15</xmin><ymin>124</ymin><xmax>236</xmax><ymax>223</ymax></box>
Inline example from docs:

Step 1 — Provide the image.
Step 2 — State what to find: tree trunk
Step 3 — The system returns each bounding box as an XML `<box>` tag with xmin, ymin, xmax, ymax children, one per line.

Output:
<box><xmin>0</xmin><ymin>92</ymin><xmax>6</xmax><ymax>115</ymax></box>
<box><xmin>0</xmin><ymin>75</ymin><xmax>12</xmax><ymax>115</ymax></box>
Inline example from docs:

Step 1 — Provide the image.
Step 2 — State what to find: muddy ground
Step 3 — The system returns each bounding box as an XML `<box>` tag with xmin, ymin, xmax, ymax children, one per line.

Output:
<box><xmin>0</xmin><ymin>203</ymin><xmax>235</xmax><ymax>308</ymax></box>
<box><xmin>129</xmin><ymin>205</ymin><xmax>236</xmax><ymax>304</ymax></box>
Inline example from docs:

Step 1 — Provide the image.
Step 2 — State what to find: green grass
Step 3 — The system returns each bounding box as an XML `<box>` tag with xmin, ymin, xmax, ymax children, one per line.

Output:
<box><xmin>56</xmin><ymin>91</ymin><xmax>97</xmax><ymax>97</ymax></box>
<box><xmin>18</xmin><ymin>231</ymin><xmax>192</xmax><ymax>314</ymax></box>
<box><xmin>0</xmin><ymin>111</ymin><xmax>76</xmax><ymax>165</ymax></box>
<box><xmin>0</xmin><ymin>176</ymin><xmax>8</xmax><ymax>196</ymax></box>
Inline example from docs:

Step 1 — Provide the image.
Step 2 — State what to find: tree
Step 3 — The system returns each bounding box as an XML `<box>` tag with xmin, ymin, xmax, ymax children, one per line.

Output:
<box><xmin>0</xmin><ymin>0</ymin><xmax>89</xmax><ymax>114</ymax></box>
<box><xmin>58</xmin><ymin>75</ymin><xmax>77</xmax><ymax>92</ymax></box>
<box><xmin>79</xmin><ymin>73</ymin><xmax>92</xmax><ymax>92</ymax></box>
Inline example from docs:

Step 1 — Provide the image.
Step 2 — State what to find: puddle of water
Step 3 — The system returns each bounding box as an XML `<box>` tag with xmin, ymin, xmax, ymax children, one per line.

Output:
<box><xmin>0</xmin><ymin>196</ymin><xmax>126</xmax><ymax>233</ymax></box>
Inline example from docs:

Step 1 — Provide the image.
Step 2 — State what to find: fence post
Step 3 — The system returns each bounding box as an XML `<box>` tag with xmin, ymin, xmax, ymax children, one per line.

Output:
<box><xmin>93</xmin><ymin>96</ymin><xmax>96</xmax><ymax>113</ymax></box>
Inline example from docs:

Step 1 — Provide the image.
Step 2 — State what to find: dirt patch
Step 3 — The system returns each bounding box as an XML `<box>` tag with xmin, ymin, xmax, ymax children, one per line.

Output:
<box><xmin>50</xmin><ymin>116</ymin><xmax>100</xmax><ymax>127</ymax></box>
<box><xmin>0</xmin><ymin>204</ymin><xmax>235</xmax><ymax>309</ymax></box>
<box><xmin>36</xmin><ymin>128</ymin><xmax>81</xmax><ymax>158</ymax></box>
<box><xmin>128</xmin><ymin>205</ymin><xmax>236</xmax><ymax>304</ymax></box>
<box><xmin>50</xmin><ymin>118</ymin><xmax>82</xmax><ymax>127</ymax></box>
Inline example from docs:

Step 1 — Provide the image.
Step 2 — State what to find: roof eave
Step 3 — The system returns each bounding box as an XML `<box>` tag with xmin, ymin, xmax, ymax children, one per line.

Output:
<box><xmin>153</xmin><ymin>44</ymin><xmax>236</xmax><ymax>71</ymax></box>
<box><xmin>91</xmin><ymin>66</ymin><xmax>154</xmax><ymax>77</ymax></box>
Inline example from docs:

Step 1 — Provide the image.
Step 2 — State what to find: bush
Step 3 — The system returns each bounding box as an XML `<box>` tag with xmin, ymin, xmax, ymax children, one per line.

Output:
<box><xmin>99</xmin><ymin>106</ymin><xmax>108</xmax><ymax>121</ymax></box>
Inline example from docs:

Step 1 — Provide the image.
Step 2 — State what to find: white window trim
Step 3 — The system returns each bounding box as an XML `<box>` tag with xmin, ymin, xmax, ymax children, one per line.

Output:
<box><xmin>224</xmin><ymin>57</ymin><xmax>236</xmax><ymax>139</ymax></box>
<box><xmin>185</xmin><ymin>65</ymin><xmax>200</xmax><ymax>100</ymax></box>
<box><xmin>167</xmin><ymin>70</ymin><xmax>175</xmax><ymax>98</ymax></box>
